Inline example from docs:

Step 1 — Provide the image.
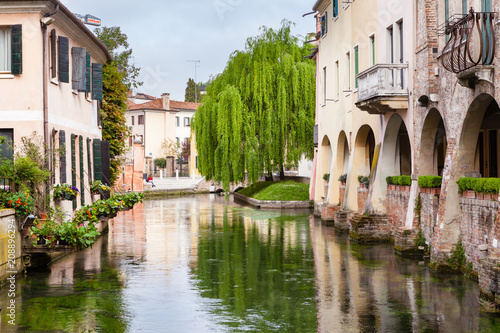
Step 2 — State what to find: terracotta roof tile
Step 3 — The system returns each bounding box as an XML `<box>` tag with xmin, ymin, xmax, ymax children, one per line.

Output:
<box><xmin>127</xmin><ymin>97</ymin><xmax>200</xmax><ymax>111</ymax></box>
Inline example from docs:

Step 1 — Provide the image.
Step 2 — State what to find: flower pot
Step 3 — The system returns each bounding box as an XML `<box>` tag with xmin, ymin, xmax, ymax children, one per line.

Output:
<box><xmin>63</xmin><ymin>192</ymin><xmax>76</xmax><ymax>201</ymax></box>
<box><xmin>476</xmin><ymin>192</ymin><xmax>484</xmax><ymax>200</ymax></box>
<box><xmin>462</xmin><ymin>190</ymin><xmax>475</xmax><ymax>198</ymax></box>
<box><xmin>430</xmin><ymin>188</ymin><xmax>441</xmax><ymax>195</ymax></box>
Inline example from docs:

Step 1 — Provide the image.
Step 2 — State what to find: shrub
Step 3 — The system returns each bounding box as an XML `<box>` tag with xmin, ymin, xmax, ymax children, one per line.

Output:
<box><xmin>154</xmin><ymin>157</ymin><xmax>167</xmax><ymax>169</ymax></box>
<box><xmin>358</xmin><ymin>176</ymin><xmax>369</xmax><ymax>187</ymax></box>
<box><xmin>323</xmin><ymin>173</ymin><xmax>330</xmax><ymax>181</ymax></box>
<box><xmin>5</xmin><ymin>192</ymin><xmax>34</xmax><ymax>218</ymax></box>
<box><xmin>386</xmin><ymin>176</ymin><xmax>393</xmax><ymax>185</ymax></box>
<box><xmin>418</xmin><ymin>175</ymin><xmax>442</xmax><ymax>188</ymax></box>
<box><xmin>338</xmin><ymin>174</ymin><xmax>347</xmax><ymax>183</ymax></box>
<box><xmin>457</xmin><ymin>177</ymin><xmax>500</xmax><ymax>194</ymax></box>
<box><xmin>390</xmin><ymin>175</ymin><xmax>412</xmax><ymax>186</ymax></box>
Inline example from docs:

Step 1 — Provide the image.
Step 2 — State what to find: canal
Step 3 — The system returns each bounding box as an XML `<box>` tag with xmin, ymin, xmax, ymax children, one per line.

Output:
<box><xmin>1</xmin><ymin>195</ymin><xmax>499</xmax><ymax>332</ymax></box>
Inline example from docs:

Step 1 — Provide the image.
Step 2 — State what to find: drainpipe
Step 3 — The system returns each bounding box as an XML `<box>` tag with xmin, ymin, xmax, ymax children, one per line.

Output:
<box><xmin>41</xmin><ymin>5</ymin><xmax>59</xmax><ymax>172</ymax></box>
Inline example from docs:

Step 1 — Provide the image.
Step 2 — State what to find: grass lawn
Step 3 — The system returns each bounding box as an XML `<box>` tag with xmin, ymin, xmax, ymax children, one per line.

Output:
<box><xmin>238</xmin><ymin>181</ymin><xmax>310</xmax><ymax>201</ymax></box>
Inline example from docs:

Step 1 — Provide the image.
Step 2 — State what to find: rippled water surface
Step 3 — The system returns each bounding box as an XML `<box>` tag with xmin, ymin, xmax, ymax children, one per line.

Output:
<box><xmin>0</xmin><ymin>195</ymin><xmax>499</xmax><ymax>332</ymax></box>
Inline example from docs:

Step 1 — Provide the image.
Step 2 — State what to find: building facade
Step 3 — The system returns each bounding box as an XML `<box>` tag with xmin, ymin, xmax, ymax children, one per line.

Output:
<box><xmin>0</xmin><ymin>0</ymin><xmax>112</xmax><ymax>210</ymax></box>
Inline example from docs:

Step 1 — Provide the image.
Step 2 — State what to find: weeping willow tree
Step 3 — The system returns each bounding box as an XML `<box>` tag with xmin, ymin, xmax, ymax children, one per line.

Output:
<box><xmin>193</xmin><ymin>20</ymin><xmax>316</xmax><ymax>191</ymax></box>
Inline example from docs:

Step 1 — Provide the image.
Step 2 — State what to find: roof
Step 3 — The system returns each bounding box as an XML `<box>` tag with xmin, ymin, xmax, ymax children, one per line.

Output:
<box><xmin>131</xmin><ymin>92</ymin><xmax>156</xmax><ymax>100</ymax></box>
<box><xmin>127</xmin><ymin>97</ymin><xmax>200</xmax><ymax>112</ymax></box>
<box><xmin>312</xmin><ymin>0</ymin><xmax>322</xmax><ymax>11</ymax></box>
<box><xmin>8</xmin><ymin>0</ymin><xmax>112</xmax><ymax>62</ymax></box>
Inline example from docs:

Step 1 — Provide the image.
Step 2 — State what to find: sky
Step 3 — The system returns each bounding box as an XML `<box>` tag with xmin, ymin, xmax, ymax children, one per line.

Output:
<box><xmin>62</xmin><ymin>0</ymin><xmax>316</xmax><ymax>102</ymax></box>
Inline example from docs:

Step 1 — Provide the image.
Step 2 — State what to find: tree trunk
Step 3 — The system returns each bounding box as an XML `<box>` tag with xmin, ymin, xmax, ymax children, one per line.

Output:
<box><xmin>279</xmin><ymin>164</ymin><xmax>285</xmax><ymax>180</ymax></box>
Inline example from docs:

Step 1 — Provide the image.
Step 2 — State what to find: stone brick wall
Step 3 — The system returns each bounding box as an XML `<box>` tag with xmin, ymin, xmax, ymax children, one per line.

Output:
<box><xmin>339</xmin><ymin>184</ymin><xmax>346</xmax><ymax>206</ymax></box>
<box><xmin>321</xmin><ymin>204</ymin><xmax>340</xmax><ymax>224</ymax></box>
<box><xmin>419</xmin><ymin>192</ymin><xmax>440</xmax><ymax>247</ymax></box>
<box><xmin>385</xmin><ymin>185</ymin><xmax>411</xmax><ymax>233</ymax></box>
<box><xmin>460</xmin><ymin>196</ymin><xmax>499</xmax><ymax>270</ymax></box>
<box><xmin>357</xmin><ymin>186</ymin><xmax>368</xmax><ymax>213</ymax></box>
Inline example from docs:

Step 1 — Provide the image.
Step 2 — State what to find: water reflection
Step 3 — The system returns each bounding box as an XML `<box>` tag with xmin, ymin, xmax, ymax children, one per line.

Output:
<box><xmin>0</xmin><ymin>195</ymin><xmax>499</xmax><ymax>332</ymax></box>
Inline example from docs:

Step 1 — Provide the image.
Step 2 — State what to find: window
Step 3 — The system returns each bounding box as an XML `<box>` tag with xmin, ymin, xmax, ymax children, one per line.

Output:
<box><xmin>176</xmin><ymin>137</ymin><xmax>180</xmax><ymax>146</ymax></box>
<box><xmin>0</xmin><ymin>129</ymin><xmax>13</xmax><ymax>161</ymax></box>
<box><xmin>0</xmin><ymin>26</ymin><xmax>22</xmax><ymax>75</ymax></box>
<box><xmin>370</xmin><ymin>35</ymin><xmax>375</xmax><ymax>66</ymax></box>
<box><xmin>335</xmin><ymin>60</ymin><xmax>339</xmax><ymax>99</ymax></box>
<box><xmin>129</xmin><ymin>136</ymin><xmax>132</xmax><ymax>146</ymax></box>
<box><xmin>323</xmin><ymin>67</ymin><xmax>327</xmax><ymax>104</ymax></box>
<box><xmin>346</xmin><ymin>52</ymin><xmax>351</xmax><ymax>91</ymax></box>
<box><xmin>176</xmin><ymin>116</ymin><xmax>180</xmax><ymax>127</ymax></box>
<box><xmin>387</xmin><ymin>26</ymin><xmax>394</xmax><ymax>63</ymax></box>
<box><xmin>50</xmin><ymin>29</ymin><xmax>56</xmax><ymax>78</ymax></box>
<box><xmin>462</xmin><ymin>0</ymin><xmax>468</xmax><ymax>14</ymax></box>
<box><xmin>131</xmin><ymin>116</ymin><xmax>135</xmax><ymax>125</ymax></box>
<box><xmin>321</xmin><ymin>12</ymin><xmax>328</xmax><ymax>37</ymax></box>
<box><xmin>333</xmin><ymin>0</ymin><xmax>338</xmax><ymax>17</ymax></box>
<box><xmin>184</xmin><ymin>117</ymin><xmax>190</xmax><ymax>126</ymax></box>
<box><xmin>138</xmin><ymin>115</ymin><xmax>144</xmax><ymax>125</ymax></box>
<box><xmin>354</xmin><ymin>45</ymin><xmax>359</xmax><ymax>89</ymax></box>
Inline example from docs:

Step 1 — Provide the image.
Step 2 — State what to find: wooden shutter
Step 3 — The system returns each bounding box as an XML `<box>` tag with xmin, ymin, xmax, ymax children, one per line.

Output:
<box><xmin>72</xmin><ymin>47</ymin><xmax>86</xmax><ymax>91</ymax></box>
<box><xmin>59</xmin><ymin>130</ymin><xmax>66</xmax><ymax>183</ymax></box>
<box><xmin>58</xmin><ymin>36</ymin><xmax>69</xmax><ymax>83</ymax></box>
<box><xmin>50</xmin><ymin>29</ymin><xmax>56</xmax><ymax>78</ymax></box>
<box><xmin>87</xmin><ymin>138</ymin><xmax>92</xmax><ymax>184</ymax></box>
<box><xmin>93</xmin><ymin>139</ymin><xmax>102</xmax><ymax>182</ymax></box>
<box><xmin>333</xmin><ymin>0</ymin><xmax>338</xmax><ymax>17</ymax></box>
<box><xmin>91</xmin><ymin>63</ymin><xmax>103</xmax><ymax>100</ymax></box>
<box><xmin>101</xmin><ymin>140</ymin><xmax>111</xmax><ymax>188</ymax></box>
<box><xmin>71</xmin><ymin>134</ymin><xmax>77</xmax><ymax>209</ymax></box>
<box><xmin>80</xmin><ymin>136</ymin><xmax>84</xmax><ymax>206</ymax></box>
<box><xmin>11</xmin><ymin>25</ymin><xmax>22</xmax><ymax>75</ymax></box>
<box><xmin>85</xmin><ymin>52</ymin><xmax>91</xmax><ymax>93</ymax></box>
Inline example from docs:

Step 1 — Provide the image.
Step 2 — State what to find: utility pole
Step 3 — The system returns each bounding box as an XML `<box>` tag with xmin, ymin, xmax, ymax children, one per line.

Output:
<box><xmin>186</xmin><ymin>60</ymin><xmax>200</xmax><ymax>103</ymax></box>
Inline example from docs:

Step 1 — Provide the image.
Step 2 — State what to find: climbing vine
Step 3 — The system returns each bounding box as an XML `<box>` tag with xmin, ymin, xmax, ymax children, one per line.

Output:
<box><xmin>193</xmin><ymin>20</ymin><xmax>316</xmax><ymax>191</ymax></box>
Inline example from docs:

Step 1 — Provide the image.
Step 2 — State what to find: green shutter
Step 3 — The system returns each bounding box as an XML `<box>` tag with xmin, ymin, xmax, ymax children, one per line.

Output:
<box><xmin>72</xmin><ymin>47</ymin><xmax>86</xmax><ymax>91</ymax></box>
<box><xmin>333</xmin><ymin>0</ymin><xmax>338</xmax><ymax>17</ymax></box>
<box><xmin>354</xmin><ymin>46</ymin><xmax>359</xmax><ymax>89</ymax></box>
<box><xmin>59</xmin><ymin>130</ymin><xmax>66</xmax><ymax>183</ymax></box>
<box><xmin>58</xmin><ymin>36</ymin><xmax>69</xmax><ymax>83</ymax></box>
<box><xmin>71</xmin><ymin>134</ymin><xmax>76</xmax><ymax>209</ymax></box>
<box><xmin>92</xmin><ymin>63</ymin><xmax>103</xmax><ymax>100</ymax></box>
<box><xmin>80</xmin><ymin>137</ymin><xmax>84</xmax><ymax>206</ymax></box>
<box><xmin>87</xmin><ymin>138</ymin><xmax>92</xmax><ymax>183</ymax></box>
<box><xmin>11</xmin><ymin>25</ymin><xmax>22</xmax><ymax>75</ymax></box>
<box><xmin>93</xmin><ymin>139</ymin><xmax>102</xmax><ymax>182</ymax></box>
<box><xmin>50</xmin><ymin>29</ymin><xmax>56</xmax><ymax>78</ymax></box>
<box><xmin>85</xmin><ymin>52</ymin><xmax>91</xmax><ymax>93</ymax></box>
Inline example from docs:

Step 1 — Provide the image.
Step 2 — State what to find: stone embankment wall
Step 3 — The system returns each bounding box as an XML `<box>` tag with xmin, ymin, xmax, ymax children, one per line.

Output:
<box><xmin>0</xmin><ymin>209</ymin><xmax>24</xmax><ymax>281</ymax></box>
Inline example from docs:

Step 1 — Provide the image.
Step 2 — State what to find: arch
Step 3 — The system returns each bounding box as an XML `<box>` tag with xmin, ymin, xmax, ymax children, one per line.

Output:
<box><xmin>332</xmin><ymin>131</ymin><xmax>349</xmax><ymax>204</ymax></box>
<box><xmin>318</xmin><ymin>135</ymin><xmax>333</xmax><ymax>201</ymax></box>
<box><xmin>419</xmin><ymin>108</ymin><xmax>447</xmax><ymax>176</ymax></box>
<box><xmin>345</xmin><ymin>125</ymin><xmax>375</xmax><ymax>211</ymax></box>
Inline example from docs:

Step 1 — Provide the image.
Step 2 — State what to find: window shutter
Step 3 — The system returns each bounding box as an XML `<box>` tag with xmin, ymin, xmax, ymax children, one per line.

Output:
<box><xmin>85</xmin><ymin>52</ymin><xmax>91</xmax><ymax>93</ymax></box>
<box><xmin>59</xmin><ymin>130</ymin><xmax>66</xmax><ymax>183</ymax></box>
<box><xmin>50</xmin><ymin>29</ymin><xmax>56</xmax><ymax>78</ymax></box>
<box><xmin>11</xmin><ymin>25</ymin><xmax>22</xmax><ymax>75</ymax></box>
<box><xmin>58</xmin><ymin>36</ymin><xmax>69</xmax><ymax>83</ymax></box>
<box><xmin>92</xmin><ymin>63</ymin><xmax>103</xmax><ymax>100</ymax></box>
<box><xmin>80</xmin><ymin>136</ymin><xmax>85</xmax><ymax>206</ymax></box>
<box><xmin>87</xmin><ymin>138</ymin><xmax>92</xmax><ymax>184</ymax></box>
<box><xmin>333</xmin><ymin>0</ymin><xmax>338</xmax><ymax>17</ymax></box>
<box><xmin>93</xmin><ymin>139</ymin><xmax>102</xmax><ymax>182</ymax></box>
<box><xmin>72</xmin><ymin>47</ymin><xmax>86</xmax><ymax>91</ymax></box>
<box><xmin>71</xmin><ymin>134</ymin><xmax>77</xmax><ymax>209</ymax></box>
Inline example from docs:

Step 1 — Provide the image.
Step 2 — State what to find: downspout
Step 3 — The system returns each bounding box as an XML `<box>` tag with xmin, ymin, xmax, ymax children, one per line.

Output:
<box><xmin>41</xmin><ymin>5</ymin><xmax>59</xmax><ymax>172</ymax></box>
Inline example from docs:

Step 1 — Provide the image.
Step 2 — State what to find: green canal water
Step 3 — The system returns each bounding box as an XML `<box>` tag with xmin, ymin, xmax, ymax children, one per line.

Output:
<box><xmin>0</xmin><ymin>195</ymin><xmax>499</xmax><ymax>332</ymax></box>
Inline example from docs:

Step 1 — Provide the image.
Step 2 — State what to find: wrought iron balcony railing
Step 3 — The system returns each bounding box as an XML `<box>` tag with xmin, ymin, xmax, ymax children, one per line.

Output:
<box><xmin>437</xmin><ymin>8</ymin><xmax>496</xmax><ymax>74</ymax></box>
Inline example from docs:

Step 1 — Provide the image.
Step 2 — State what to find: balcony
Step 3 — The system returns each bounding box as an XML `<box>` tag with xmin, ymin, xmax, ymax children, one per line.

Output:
<box><xmin>355</xmin><ymin>63</ymin><xmax>409</xmax><ymax>114</ymax></box>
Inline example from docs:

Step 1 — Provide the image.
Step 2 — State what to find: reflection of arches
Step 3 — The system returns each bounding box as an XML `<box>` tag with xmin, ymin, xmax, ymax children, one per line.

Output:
<box><xmin>420</xmin><ymin>109</ymin><xmax>447</xmax><ymax>176</ymax></box>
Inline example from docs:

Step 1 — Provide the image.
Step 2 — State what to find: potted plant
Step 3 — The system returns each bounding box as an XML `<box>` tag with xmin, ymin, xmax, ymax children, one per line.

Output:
<box><xmin>90</xmin><ymin>180</ymin><xmax>111</xmax><ymax>195</ymax></box>
<box><xmin>358</xmin><ymin>176</ymin><xmax>370</xmax><ymax>188</ymax></box>
<box><xmin>53</xmin><ymin>184</ymin><xmax>79</xmax><ymax>201</ymax></box>
<box><xmin>5</xmin><ymin>192</ymin><xmax>35</xmax><ymax>219</ymax></box>
<box><xmin>338</xmin><ymin>174</ymin><xmax>347</xmax><ymax>185</ymax></box>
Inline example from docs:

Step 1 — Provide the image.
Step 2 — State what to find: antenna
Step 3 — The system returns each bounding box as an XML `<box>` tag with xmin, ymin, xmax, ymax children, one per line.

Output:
<box><xmin>186</xmin><ymin>60</ymin><xmax>200</xmax><ymax>103</ymax></box>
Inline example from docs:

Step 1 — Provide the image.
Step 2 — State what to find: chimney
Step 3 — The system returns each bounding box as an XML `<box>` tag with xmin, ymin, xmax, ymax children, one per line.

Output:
<box><xmin>162</xmin><ymin>93</ymin><xmax>170</xmax><ymax>110</ymax></box>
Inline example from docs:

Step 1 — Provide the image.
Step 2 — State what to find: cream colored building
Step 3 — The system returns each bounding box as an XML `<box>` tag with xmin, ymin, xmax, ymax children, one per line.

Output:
<box><xmin>0</xmin><ymin>0</ymin><xmax>112</xmax><ymax>208</ymax></box>
<box><xmin>126</xmin><ymin>93</ymin><xmax>199</xmax><ymax>175</ymax></box>
<box><xmin>311</xmin><ymin>0</ymin><xmax>414</xmax><ymax>217</ymax></box>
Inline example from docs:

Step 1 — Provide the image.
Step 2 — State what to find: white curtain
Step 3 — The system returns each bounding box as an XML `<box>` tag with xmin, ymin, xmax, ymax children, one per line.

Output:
<box><xmin>0</xmin><ymin>28</ymin><xmax>11</xmax><ymax>73</ymax></box>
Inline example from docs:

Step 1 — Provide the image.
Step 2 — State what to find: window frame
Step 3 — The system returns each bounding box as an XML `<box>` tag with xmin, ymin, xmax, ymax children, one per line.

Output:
<box><xmin>0</xmin><ymin>27</ymin><xmax>11</xmax><ymax>74</ymax></box>
<box><xmin>138</xmin><ymin>115</ymin><xmax>144</xmax><ymax>125</ymax></box>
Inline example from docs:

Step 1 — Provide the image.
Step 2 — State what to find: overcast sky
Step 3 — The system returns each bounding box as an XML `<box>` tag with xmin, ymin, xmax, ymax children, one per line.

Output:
<box><xmin>63</xmin><ymin>0</ymin><xmax>315</xmax><ymax>102</ymax></box>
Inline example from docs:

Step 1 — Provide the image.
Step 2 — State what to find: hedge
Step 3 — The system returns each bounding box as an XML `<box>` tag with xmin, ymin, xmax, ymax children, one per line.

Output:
<box><xmin>457</xmin><ymin>177</ymin><xmax>500</xmax><ymax>194</ymax></box>
<box><xmin>418</xmin><ymin>175</ymin><xmax>442</xmax><ymax>188</ymax></box>
<box><xmin>386</xmin><ymin>175</ymin><xmax>411</xmax><ymax>186</ymax></box>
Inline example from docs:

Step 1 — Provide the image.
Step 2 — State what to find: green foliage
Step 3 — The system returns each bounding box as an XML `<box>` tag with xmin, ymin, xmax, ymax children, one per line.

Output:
<box><xmin>180</xmin><ymin>138</ymin><xmax>191</xmax><ymax>162</ymax></box>
<box><xmin>184</xmin><ymin>78</ymin><xmax>203</xmax><ymax>103</ymax></box>
<box><xmin>193</xmin><ymin>20</ymin><xmax>316</xmax><ymax>191</ymax></box>
<box><xmin>457</xmin><ymin>177</ymin><xmax>500</xmax><ymax>194</ymax></box>
<box><xmin>52</xmin><ymin>184</ymin><xmax>79</xmax><ymax>200</ymax></box>
<box><xmin>5</xmin><ymin>192</ymin><xmax>34</xmax><ymax>218</ymax></box>
<box><xmin>101</xmin><ymin>63</ymin><xmax>130</xmax><ymax>185</ymax></box>
<box><xmin>338</xmin><ymin>173</ymin><xmax>347</xmax><ymax>183</ymax></box>
<box><xmin>387</xmin><ymin>175</ymin><xmax>411</xmax><ymax>186</ymax></box>
<box><xmin>94</xmin><ymin>26</ymin><xmax>142</xmax><ymax>89</ymax></box>
<box><xmin>322</xmin><ymin>173</ymin><xmax>330</xmax><ymax>181</ymax></box>
<box><xmin>415</xmin><ymin>230</ymin><xmax>426</xmax><ymax>247</ymax></box>
<box><xmin>90</xmin><ymin>180</ymin><xmax>111</xmax><ymax>194</ymax></box>
<box><xmin>154</xmin><ymin>158</ymin><xmax>167</xmax><ymax>169</ymax></box>
<box><xmin>418</xmin><ymin>175</ymin><xmax>442</xmax><ymax>188</ymax></box>
<box><xmin>447</xmin><ymin>237</ymin><xmax>467</xmax><ymax>272</ymax></box>
<box><xmin>358</xmin><ymin>176</ymin><xmax>369</xmax><ymax>187</ymax></box>
<box><xmin>239</xmin><ymin>181</ymin><xmax>309</xmax><ymax>201</ymax></box>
